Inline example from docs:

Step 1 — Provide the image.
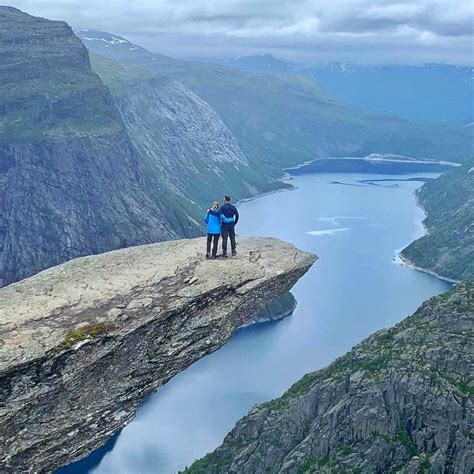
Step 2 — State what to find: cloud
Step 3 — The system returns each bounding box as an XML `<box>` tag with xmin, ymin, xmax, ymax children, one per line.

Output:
<box><xmin>6</xmin><ymin>0</ymin><xmax>474</xmax><ymax>64</ymax></box>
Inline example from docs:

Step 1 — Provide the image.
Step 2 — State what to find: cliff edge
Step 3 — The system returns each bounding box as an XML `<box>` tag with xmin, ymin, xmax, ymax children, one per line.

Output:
<box><xmin>0</xmin><ymin>237</ymin><xmax>316</xmax><ymax>473</ymax></box>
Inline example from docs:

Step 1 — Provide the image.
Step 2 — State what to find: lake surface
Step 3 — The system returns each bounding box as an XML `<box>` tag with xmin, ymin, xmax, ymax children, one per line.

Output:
<box><xmin>61</xmin><ymin>161</ymin><xmax>451</xmax><ymax>474</ymax></box>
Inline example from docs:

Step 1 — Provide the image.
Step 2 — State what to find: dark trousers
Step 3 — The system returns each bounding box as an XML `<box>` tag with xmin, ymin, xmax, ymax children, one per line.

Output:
<box><xmin>221</xmin><ymin>227</ymin><xmax>236</xmax><ymax>255</ymax></box>
<box><xmin>207</xmin><ymin>233</ymin><xmax>220</xmax><ymax>256</ymax></box>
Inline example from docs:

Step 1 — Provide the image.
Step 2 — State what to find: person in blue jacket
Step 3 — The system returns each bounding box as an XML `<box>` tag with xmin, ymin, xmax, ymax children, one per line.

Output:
<box><xmin>204</xmin><ymin>202</ymin><xmax>234</xmax><ymax>259</ymax></box>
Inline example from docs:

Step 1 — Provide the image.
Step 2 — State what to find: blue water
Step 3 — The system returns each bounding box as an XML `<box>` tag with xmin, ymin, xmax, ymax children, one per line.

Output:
<box><xmin>61</xmin><ymin>166</ymin><xmax>450</xmax><ymax>474</ymax></box>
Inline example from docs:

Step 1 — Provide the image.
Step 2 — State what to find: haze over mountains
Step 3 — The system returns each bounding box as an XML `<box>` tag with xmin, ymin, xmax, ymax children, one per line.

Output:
<box><xmin>220</xmin><ymin>54</ymin><xmax>473</xmax><ymax>125</ymax></box>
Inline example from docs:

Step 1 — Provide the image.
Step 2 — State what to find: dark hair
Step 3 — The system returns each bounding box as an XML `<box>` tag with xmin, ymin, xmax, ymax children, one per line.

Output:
<box><xmin>224</xmin><ymin>195</ymin><xmax>231</xmax><ymax>202</ymax></box>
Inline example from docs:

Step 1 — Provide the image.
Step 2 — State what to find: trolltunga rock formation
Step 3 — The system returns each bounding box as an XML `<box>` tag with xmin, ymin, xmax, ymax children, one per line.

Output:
<box><xmin>0</xmin><ymin>236</ymin><xmax>316</xmax><ymax>472</ymax></box>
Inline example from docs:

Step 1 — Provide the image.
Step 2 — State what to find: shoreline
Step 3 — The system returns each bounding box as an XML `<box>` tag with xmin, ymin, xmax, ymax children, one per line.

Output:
<box><xmin>396</xmin><ymin>184</ymin><xmax>460</xmax><ymax>285</ymax></box>
<box><xmin>283</xmin><ymin>154</ymin><xmax>460</xmax><ymax>173</ymax></box>
<box><xmin>237</xmin><ymin>174</ymin><xmax>297</xmax><ymax>205</ymax></box>
<box><xmin>397</xmin><ymin>252</ymin><xmax>460</xmax><ymax>284</ymax></box>
<box><xmin>239</xmin><ymin>154</ymin><xmax>455</xmax><ymax>207</ymax></box>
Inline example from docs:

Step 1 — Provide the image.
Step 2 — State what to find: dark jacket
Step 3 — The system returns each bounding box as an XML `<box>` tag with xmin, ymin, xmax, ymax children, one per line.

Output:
<box><xmin>210</xmin><ymin>203</ymin><xmax>239</xmax><ymax>230</ymax></box>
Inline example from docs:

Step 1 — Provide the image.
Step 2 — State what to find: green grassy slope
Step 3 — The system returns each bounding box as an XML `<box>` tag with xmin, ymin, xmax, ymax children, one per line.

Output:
<box><xmin>0</xmin><ymin>10</ymin><xmax>122</xmax><ymax>143</ymax></box>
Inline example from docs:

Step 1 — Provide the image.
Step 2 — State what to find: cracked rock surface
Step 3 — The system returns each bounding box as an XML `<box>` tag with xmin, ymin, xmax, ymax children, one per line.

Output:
<box><xmin>0</xmin><ymin>236</ymin><xmax>316</xmax><ymax>473</ymax></box>
<box><xmin>187</xmin><ymin>281</ymin><xmax>473</xmax><ymax>474</ymax></box>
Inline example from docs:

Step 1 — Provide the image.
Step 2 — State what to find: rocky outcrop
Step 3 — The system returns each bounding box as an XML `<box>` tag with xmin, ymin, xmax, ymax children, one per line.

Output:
<box><xmin>0</xmin><ymin>7</ymin><xmax>195</xmax><ymax>286</ymax></box>
<box><xmin>0</xmin><ymin>237</ymin><xmax>316</xmax><ymax>473</ymax></box>
<box><xmin>187</xmin><ymin>281</ymin><xmax>473</xmax><ymax>473</ymax></box>
<box><xmin>245</xmin><ymin>292</ymin><xmax>297</xmax><ymax>326</ymax></box>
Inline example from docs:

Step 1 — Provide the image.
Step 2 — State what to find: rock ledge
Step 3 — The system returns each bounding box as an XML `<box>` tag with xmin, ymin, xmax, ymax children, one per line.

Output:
<box><xmin>0</xmin><ymin>236</ymin><xmax>316</xmax><ymax>472</ymax></box>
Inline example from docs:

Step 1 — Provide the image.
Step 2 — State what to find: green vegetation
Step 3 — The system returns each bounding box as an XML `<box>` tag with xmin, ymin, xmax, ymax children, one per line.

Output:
<box><xmin>89</xmin><ymin>53</ymin><xmax>290</xmax><ymax>225</ymax></box>
<box><xmin>395</xmin><ymin>426</ymin><xmax>419</xmax><ymax>457</ymax></box>
<box><xmin>402</xmin><ymin>162</ymin><xmax>474</xmax><ymax>281</ymax></box>
<box><xmin>0</xmin><ymin>12</ymin><xmax>123</xmax><ymax>142</ymax></box>
<box><xmin>52</xmin><ymin>322</ymin><xmax>114</xmax><ymax>353</ymax></box>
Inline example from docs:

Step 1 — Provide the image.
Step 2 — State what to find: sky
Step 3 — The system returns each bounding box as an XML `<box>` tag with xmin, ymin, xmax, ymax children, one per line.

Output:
<box><xmin>7</xmin><ymin>0</ymin><xmax>474</xmax><ymax>65</ymax></box>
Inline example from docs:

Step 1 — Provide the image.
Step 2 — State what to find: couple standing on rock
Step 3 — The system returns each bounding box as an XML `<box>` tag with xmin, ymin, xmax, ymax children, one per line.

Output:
<box><xmin>204</xmin><ymin>195</ymin><xmax>239</xmax><ymax>259</ymax></box>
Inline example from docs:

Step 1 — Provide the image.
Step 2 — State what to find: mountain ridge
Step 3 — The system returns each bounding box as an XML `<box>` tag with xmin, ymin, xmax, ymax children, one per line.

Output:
<box><xmin>401</xmin><ymin>162</ymin><xmax>474</xmax><ymax>282</ymax></box>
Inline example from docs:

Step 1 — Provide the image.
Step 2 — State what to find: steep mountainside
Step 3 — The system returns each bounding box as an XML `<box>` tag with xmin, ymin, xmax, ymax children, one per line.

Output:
<box><xmin>188</xmin><ymin>281</ymin><xmax>474</xmax><ymax>473</ymax></box>
<box><xmin>0</xmin><ymin>7</ymin><xmax>197</xmax><ymax>286</ymax></box>
<box><xmin>0</xmin><ymin>237</ymin><xmax>316</xmax><ymax>472</ymax></box>
<box><xmin>402</xmin><ymin>162</ymin><xmax>474</xmax><ymax>282</ymax></box>
<box><xmin>76</xmin><ymin>30</ymin><xmax>473</xmax><ymax>179</ymax></box>
<box><xmin>90</xmin><ymin>54</ymin><xmax>275</xmax><ymax>208</ymax></box>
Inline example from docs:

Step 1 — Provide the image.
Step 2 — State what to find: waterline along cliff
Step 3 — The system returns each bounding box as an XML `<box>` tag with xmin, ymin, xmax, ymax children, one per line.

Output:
<box><xmin>187</xmin><ymin>281</ymin><xmax>473</xmax><ymax>473</ymax></box>
<box><xmin>0</xmin><ymin>237</ymin><xmax>316</xmax><ymax>473</ymax></box>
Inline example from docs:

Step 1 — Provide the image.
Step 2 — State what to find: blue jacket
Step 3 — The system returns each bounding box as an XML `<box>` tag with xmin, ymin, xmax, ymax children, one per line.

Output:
<box><xmin>204</xmin><ymin>211</ymin><xmax>234</xmax><ymax>234</ymax></box>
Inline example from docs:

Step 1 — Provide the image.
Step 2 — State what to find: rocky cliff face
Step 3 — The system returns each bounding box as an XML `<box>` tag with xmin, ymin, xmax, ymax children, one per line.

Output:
<box><xmin>0</xmin><ymin>7</ymin><xmax>195</xmax><ymax>286</ymax></box>
<box><xmin>0</xmin><ymin>237</ymin><xmax>316</xmax><ymax>473</ymax></box>
<box><xmin>91</xmin><ymin>54</ymin><xmax>265</xmax><ymax>210</ymax></box>
<box><xmin>188</xmin><ymin>281</ymin><xmax>473</xmax><ymax>473</ymax></box>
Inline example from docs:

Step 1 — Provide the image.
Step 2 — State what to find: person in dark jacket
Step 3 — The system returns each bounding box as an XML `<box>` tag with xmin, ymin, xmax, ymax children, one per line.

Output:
<box><xmin>204</xmin><ymin>201</ymin><xmax>234</xmax><ymax>258</ymax></box>
<box><xmin>212</xmin><ymin>195</ymin><xmax>239</xmax><ymax>257</ymax></box>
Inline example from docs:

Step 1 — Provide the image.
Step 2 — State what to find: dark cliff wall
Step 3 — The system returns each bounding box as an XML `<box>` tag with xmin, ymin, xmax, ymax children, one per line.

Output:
<box><xmin>0</xmin><ymin>7</ymin><xmax>194</xmax><ymax>286</ymax></box>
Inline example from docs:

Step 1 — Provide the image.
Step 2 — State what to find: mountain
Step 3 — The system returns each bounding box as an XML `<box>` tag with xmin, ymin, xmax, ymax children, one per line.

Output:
<box><xmin>187</xmin><ymin>280</ymin><xmax>474</xmax><ymax>473</ymax></box>
<box><xmin>76</xmin><ymin>30</ymin><xmax>473</xmax><ymax>175</ymax></box>
<box><xmin>0</xmin><ymin>7</ymin><xmax>194</xmax><ymax>286</ymax></box>
<box><xmin>304</xmin><ymin>63</ymin><xmax>474</xmax><ymax>125</ymax></box>
<box><xmin>2</xmin><ymin>12</ymin><xmax>472</xmax><ymax>287</ymax></box>
<box><xmin>225</xmin><ymin>54</ymin><xmax>295</xmax><ymax>75</ymax></box>
<box><xmin>401</xmin><ymin>162</ymin><xmax>474</xmax><ymax>282</ymax></box>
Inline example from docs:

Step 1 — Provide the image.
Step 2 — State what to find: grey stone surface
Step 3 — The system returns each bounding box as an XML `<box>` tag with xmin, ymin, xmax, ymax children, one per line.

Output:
<box><xmin>0</xmin><ymin>236</ymin><xmax>316</xmax><ymax>473</ymax></box>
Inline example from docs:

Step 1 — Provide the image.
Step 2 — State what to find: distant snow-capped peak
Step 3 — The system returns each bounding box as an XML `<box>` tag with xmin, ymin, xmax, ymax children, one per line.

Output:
<box><xmin>75</xmin><ymin>29</ymin><xmax>142</xmax><ymax>51</ymax></box>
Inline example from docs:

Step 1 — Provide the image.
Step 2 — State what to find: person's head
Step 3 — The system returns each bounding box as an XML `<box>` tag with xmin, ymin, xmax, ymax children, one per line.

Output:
<box><xmin>224</xmin><ymin>195</ymin><xmax>231</xmax><ymax>203</ymax></box>
<box><xmin>211</xmin><ymin>201</ymin><xmax>219</xmax><ymax>209</ymax></box>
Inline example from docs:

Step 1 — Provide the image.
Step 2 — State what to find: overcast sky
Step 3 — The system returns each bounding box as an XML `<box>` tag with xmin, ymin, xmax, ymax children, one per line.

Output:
<box><xmin>8</xmin><ymin>0</ymin><xmax>474</xmax><ymax>64</ymax></box>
